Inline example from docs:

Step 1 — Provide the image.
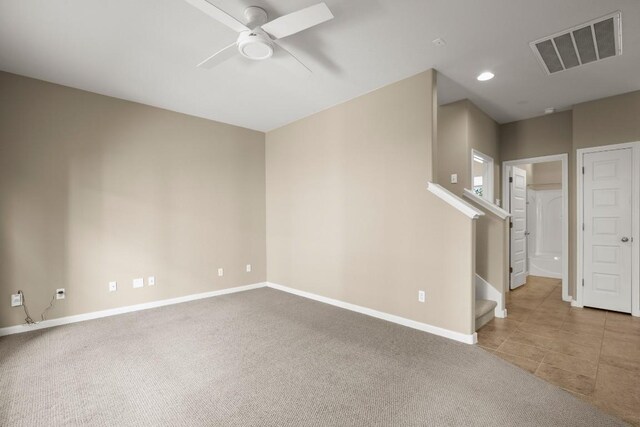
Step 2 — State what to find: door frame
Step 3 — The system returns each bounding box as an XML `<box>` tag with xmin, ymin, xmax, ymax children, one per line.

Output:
<box><xmin>502</xmin><ymin>153</ymin><xmax>569</xmax><ymax>301</ymax></box>
<box><xmin>576</xmin><ymin>142</ymin><xmax>640</xmax><ymax>316</ymax></box>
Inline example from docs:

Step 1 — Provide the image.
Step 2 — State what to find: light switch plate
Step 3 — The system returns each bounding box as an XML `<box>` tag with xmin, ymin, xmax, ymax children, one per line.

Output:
<box><xmin>109</xmin><ymin>281</ymin><xmax>117</xmax><ymax>292</ymax></box>
<box><xmin>56</xmin><ymin>288</ymin><xmax>66</xmax><ymax>300</ymax></box>
<box><xmin>148</xmin><ymin>276</ymin><xmax>155</xmax><ymax>286</ymax></box>
<box><xmin>133</xmin><ymin>278</ymin><xmax>144</xmax><ymax>288</ymax></box>
<box><xmin>418</xmin><ymin>290</ymin><xmax>426</xmax><ymax>303</ymax></box>
<box><xmin>246</xmin><ymin>264</ymin><xmax>251</xmax><ymax>273</ymax></box>
<box><xmin>218</xmin><ymin>268</ymin><xmax>224</xmax><ymax>277</ymax></box>
<box><xmin>450</xmin><ymin>174</ymin><xmax>458</xmax><ymax>184</ymax></box>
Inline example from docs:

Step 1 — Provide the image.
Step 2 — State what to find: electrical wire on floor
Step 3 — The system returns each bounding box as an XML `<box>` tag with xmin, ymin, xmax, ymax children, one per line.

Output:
<box><xmin>18</xmin><ymin>290</ymin><xmax>56</xmax><ymax>325</ymax></box>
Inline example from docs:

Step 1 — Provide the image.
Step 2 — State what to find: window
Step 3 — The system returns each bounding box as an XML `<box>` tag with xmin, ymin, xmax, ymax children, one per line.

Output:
<box><xmin>471</xmin><ymin>150</ymin><xmax>494</xmax><ymax>202</ymax></box>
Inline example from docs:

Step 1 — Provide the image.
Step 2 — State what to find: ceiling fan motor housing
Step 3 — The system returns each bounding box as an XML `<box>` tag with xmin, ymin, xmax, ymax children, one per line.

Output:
<box><xmin>244</xmin><ymin>6</ymin><xmax>268</xmax><ymax>27</ymax></box>
<box><xmin>237</xmin><ymin>30</ymin><xmax>274</xmax><ymax>60</ymax></box>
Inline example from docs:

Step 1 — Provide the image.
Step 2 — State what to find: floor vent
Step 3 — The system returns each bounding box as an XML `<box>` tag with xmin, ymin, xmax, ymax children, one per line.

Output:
<box><xmin>530</xmin><ymin>12</ymin><xmax>622</xmax><ymax>75</ymax></box>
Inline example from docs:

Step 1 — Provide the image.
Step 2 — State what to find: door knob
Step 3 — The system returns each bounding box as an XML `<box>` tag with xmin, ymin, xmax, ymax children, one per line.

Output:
<box><xmin>621</xmin><ymin>237</ymin><xmax>630</xmax><ymax>242</ymax></box>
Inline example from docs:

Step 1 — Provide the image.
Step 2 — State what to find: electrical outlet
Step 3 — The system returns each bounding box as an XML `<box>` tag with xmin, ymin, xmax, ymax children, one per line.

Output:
<box><xmin>148</xmin><ymin>276</ymin><xmax>155</xmax><ymax>286</ymax></box>
<box><xmin>450</xmin><ymin>174</ymin><xmax>458</xmax><ymax>184</ymax></box>
<box><xmin>56</xmin><ymin>288</ymin><xmax>66</xmax><ymax>300</ymax></box>
<box><xmin>218</xmin><ymin>268</ymin><xmax>224</xmax><ymax>277</ymax></box>
<box><xmin>109</xmin><ymin>281</ymin><xmax>117</xmax><ymax>292</ymax></box>
<box><xmin>246</xmin><ymin>264</ymin><xmax>251</xmax><ymax>273</ymax></box>
<box><xmin>133</xmin><ymin>278</ymin><xmax>144</xmax><ymax>288</ymax></box>
<box><xmin>11</xmin><ymin>293</ymin><xmax>22</xmax><ymax>307</ymax></box>
<box><xmin>418</xmin><ymin>290</ymin><xmax>426</xmax><ymax>303</ymax></box>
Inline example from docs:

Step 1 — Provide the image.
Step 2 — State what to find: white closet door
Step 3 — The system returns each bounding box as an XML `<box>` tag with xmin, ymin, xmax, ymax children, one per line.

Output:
<box><xmin>583</xmin><ymin>148</ymin><xmax>632</xmax><ymax>313</ymax></box>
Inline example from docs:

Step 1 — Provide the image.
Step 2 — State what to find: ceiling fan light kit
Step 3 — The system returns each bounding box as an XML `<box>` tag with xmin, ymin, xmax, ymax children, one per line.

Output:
<box><xmin>184</xmin><ymin>1</ymin><xmax>334</xmax><ymax>74</ymax></box>
<box><xmin>238</xmin><ymin>30</ymin><xmax>274</xmax><ymax>60</ymax></box>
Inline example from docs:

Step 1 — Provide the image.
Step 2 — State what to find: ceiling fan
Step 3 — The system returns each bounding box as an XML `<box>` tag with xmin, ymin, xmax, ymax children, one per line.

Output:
<box><xmin>184</xmin><ymin>0</ymin><xmax>334</xmax><ymax>74</ymax></box>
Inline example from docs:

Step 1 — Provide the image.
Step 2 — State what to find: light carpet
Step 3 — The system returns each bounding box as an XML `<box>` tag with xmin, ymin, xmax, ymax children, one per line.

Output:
<box><xmin>0</xmin><ymin>288</ymin><xmax>627</xmax><ymax>426</ymax></box>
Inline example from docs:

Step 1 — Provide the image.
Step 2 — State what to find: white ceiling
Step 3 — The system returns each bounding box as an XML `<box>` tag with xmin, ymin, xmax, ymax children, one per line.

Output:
<box><xmin>1</xmin><ymin>0</ymin><xmax>639</xmax><ymax>131</ymax></box>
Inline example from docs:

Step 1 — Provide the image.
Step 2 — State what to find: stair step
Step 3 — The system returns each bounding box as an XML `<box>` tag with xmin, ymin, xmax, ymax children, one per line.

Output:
<box><xmin>475</xmin><ymin>299</ymin><xmax>497</xmax><ymax>318</ymax></box>
<box><xmin>475</xmin><ymin>299</ymin><xmax>498</xmax><ymax>330</ymax></box>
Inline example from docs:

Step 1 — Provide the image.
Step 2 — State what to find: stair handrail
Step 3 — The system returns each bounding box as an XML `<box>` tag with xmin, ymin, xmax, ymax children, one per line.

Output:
<box><xmin>427</xmin><ymin>182</ymin><xmax>484</xmax><ymax>219</ymax></box>
<box><xmin>463</xmin><ymin>188</ymin><xmax>511</xmax><ymax>220</ymax></box>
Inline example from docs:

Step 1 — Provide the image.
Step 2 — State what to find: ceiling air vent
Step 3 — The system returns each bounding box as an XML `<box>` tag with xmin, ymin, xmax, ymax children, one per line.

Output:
<box><xmin>530</xmin><ymin>12</ymin><xmax>622</xmax><ymax>75</ymax></box>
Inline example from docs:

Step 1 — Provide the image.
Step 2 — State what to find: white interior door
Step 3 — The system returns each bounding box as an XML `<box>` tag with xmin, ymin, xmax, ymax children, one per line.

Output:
<box><xmin>583</xmin><ymin>148</ymin><xmax>633</xmax><ymax>313</ymax></box>
<box><xmin>510</xmin><ymin>166</ymin><xmax>527</xmax><ymax>289</ymax></box>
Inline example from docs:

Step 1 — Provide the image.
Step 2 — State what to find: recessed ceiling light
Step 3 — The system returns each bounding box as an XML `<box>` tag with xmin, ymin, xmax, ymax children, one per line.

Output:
<box><xmin>544</xmin><ymin>107</ymin><xmax>556</xmax><ymax>114</ymax></box>
<box><xmin>477</xmin><ymin>71</ymin><xmax>495</xmax><ymax>81</ymax></box>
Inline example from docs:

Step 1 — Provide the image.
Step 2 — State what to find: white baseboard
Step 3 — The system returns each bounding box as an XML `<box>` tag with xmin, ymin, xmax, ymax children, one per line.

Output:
<box><xmin>495</xmin><ymin>308</ymin><xmax>507</xmax><ymax>318</ymax></box>
<box><xmin>0</xmin><ymin>282</ymin><xmax>267</xmax><ymax>337</ymax></box>
<box><xmin>1</xmin><ymin>281</ymin><xmax>478</xmax><ymax>345</ymax></box>
<box><xmin>266</xmin><ymin>282</ymin><xmax>477</xmax><ymax>345</ymax></box>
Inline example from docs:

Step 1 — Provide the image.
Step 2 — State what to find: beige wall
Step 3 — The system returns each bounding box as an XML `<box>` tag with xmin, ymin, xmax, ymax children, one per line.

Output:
<box><xmin>14</xmin><ymin>70</ymin><xmax>637</xmax><ymax>333</ymax></box>
<box><xmin>467</xmin><ymin>199</ymin><xmax>509</xmax><ymax>301</ymax></box>
<box><xmin>266</xmin><ymin>70</ymin><xmax>476</xmax><ymax>335</ymax></box>
<box><xmin>573</xmin><ymin>90</ymin><xmax>640</xmax><ymax>149</ymax></box>
<box><xmin>437</xmin><ymin>101</ymin><xmax>468</xmax><ymax>194</ymax></box>
<box><xmin>532</xmin><ymin>161</ymin><xmax>562</xmax><ymax>185</ymax></box>
<box><xmin>509</xmin><ymin>161</ymin><xmax>562</xmax><ymax>191</ymax></box>
<box><xmin>0</xmin><ymin>72</ymin><xmax>266</xmax><ymax>329</ymax></box>
<box><xmin>500</xmin><ymin>111</ymin><xmax>573</xmax><ymax>161</ymax></box>
<box><xmin>499</xmin><ymin>91</ymin><xmax>640</xmax><ymax>299</ymax></box>
<box><xmin>530</xmin><ymin>161</ymin><xmax>562</xmax><ymax>190</ymax></box>
<box><xmin>437</xmin><ymin>100</ymin><xmax>499</xmax><ymax>199</ymax></box>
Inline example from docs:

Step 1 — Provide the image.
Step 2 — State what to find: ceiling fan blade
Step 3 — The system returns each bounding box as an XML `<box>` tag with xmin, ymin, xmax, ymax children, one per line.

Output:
<box><xmin>261</xmin><ymin>3</ymin><xmax>333</xmax><ymax>40</ymax></box>
<box><xmin>197</xmin><ymin>42</ymin><xmax>238</xmax><ymax>68</ymax></box>
<box><xmin>274</xmin><ymin>42</ymin><xmax>312</xmax><ymax>75</ymax></box>
<box><xmin>184</xmin><ymin>0</ymin><xmax>249</xmax><ymax>33</ymax></box>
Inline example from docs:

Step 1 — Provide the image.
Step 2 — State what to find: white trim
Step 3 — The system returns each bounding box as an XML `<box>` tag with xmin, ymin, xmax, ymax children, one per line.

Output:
<box><xmin>463</xmin><ymin>189</ymin><xmax>511</xmax><ymax>220</ymax></box>
<box><xmin>470</xmin><ymin>149</ymin><xmax>494</xmax><ymax>203</ymax></box>
<box><xmin>267</xmin><ymin>282</ymin><xmax>477</xmax><ymax>344</ymax></box>
<box><xmin>1</xmin><ymin>280</ymin><xmax>480</xmax><ymax>345</ymax></box>
<box><xmin>576</xmin><ymin>141</ymin><xmax>640</xmax><ymax>317</ymax></box>
<box><xmin>427</xmin><ymin>182</ymin><xmax>484</xmax><ymax>220</ymax></box>
<box><xmin>475</xmin><ymin>274</ymin><xmax>506</xmax><ymax>318</ymax></box>
<box><xmin>494</xmin><ymin>309</ymin><xmax>507</xmax><ymax>318</ymax></box>
<box><xmin>0</xmin><ymin>282</ymin><xmax>267</xmax><ymax>337</ymax></box>
<box><xmin>503</xmin><ymin>154</ymin><xmax>570</xmax><ymax>302</ymax></box>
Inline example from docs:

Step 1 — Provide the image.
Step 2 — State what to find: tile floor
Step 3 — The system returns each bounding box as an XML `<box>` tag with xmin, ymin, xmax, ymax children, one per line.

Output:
<box><xmin>478</xmin><ymin>276</ymin><xmax>640</xmax><ymax>426</ymax></box>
